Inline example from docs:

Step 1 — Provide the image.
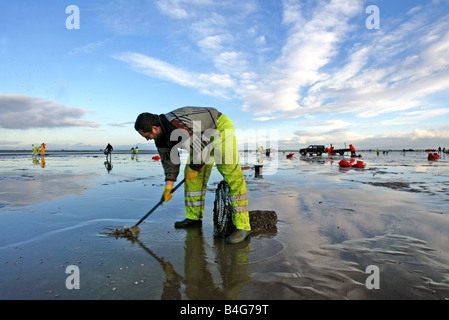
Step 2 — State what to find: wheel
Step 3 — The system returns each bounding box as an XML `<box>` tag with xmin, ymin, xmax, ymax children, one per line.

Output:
<box><xmin>213</xmin><ymin>181</ymin><xmax>235</xmax><ymax>237</ymax></box>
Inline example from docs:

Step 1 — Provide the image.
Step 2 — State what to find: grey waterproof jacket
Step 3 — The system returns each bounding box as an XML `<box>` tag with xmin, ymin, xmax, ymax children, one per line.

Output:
<box><xmin>156</xmin><ymin>106</ymin><xmax>222</xmax><ymax>181</ymax></box>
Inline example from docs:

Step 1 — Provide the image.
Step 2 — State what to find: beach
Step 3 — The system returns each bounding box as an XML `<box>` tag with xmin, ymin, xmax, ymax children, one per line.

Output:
<box><xmin>1</xmin><ymin>150</ymin><xmax>448</xmax><ymax>300</ymax></box>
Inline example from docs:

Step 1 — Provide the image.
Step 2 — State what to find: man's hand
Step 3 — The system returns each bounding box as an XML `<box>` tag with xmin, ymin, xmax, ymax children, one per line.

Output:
<box><xmin>160</xmin><ymin>185</ymin><xmax>174</xmax><ymax>205</ymax></box>
<box><xmin>185</xmin><ymin>167</ymin><xmax>198</xmax><ymax>183</ymax></box>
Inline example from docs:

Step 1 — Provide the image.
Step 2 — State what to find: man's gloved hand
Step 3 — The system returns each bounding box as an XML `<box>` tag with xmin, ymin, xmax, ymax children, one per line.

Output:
<box><xmin>185</xmin><ymin>167</ymin><xmax>198</xmax><ymax>183</ymax></box>
<box><xmin>161</xmin><ymin>185</ymin><xmax>173</xmax><ymax>205</ymax></box>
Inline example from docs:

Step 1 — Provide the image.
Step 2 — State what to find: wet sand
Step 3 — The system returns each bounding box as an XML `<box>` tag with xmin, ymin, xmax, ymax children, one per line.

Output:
<box><xmin>1</xmin><ymin>151</ymin><xmax>448</xmax><ymax>300</ymax></box>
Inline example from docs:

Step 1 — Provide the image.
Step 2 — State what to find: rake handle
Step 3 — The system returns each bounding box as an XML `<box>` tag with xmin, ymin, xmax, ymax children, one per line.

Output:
<box><xmin>134</xmin><ymin>179</ymin><xmax>185</xmax><ymax>227</ymax></box>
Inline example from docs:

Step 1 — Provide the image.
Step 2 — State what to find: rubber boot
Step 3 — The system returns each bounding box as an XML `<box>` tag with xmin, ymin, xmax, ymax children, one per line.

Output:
<box><xmin>174</xmin><ymin>218</ymin><xmax>202</xmax><ymax>228</ymax></box>
<box><xmin>225</xmin><ymin>229</ymin><xmax>250</xmax><ymax>244</ymax></box>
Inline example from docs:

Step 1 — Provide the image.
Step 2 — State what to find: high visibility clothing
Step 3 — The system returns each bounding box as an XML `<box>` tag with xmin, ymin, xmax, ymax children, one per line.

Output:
<box><xmin>40</xmin><ymin>143</ymin><xmax>46</xmax><ymax>156</ymax></box>
<box><xmin>184</xmin><ymin>114</ymin><xmax>250</xmax><ymax>231</ymax></box>
<box><xmin>32</xmin><ymin>146</ymin><xmax>40</xmax><ymax>155</ymax></box>
<box><xmin>185</xmin><ymin>167</ymin><xmax>198</xmax><ymax>183</ymax></box>
<box><xmin>151</xmin><ymin>107</ymin><xmax>250</xmax><ymax>231</ymax></box>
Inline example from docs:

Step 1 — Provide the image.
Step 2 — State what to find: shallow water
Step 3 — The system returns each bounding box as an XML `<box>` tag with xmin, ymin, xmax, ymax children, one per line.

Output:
<box><xmin>1</xmin><ymin>150</ymin><xmax>448</xmax><ymax>299</ymax></box>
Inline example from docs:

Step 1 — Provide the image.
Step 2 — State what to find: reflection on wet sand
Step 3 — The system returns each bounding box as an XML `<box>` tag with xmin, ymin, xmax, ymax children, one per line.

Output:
<box><xmin>185</xmin><ymin>228</ymin><xmax>251</xmax><ymax>300</ymax></box>
<box><xmin>0</xmin><ymin>172</ymin><xmax>99</xmax><ymax>207</ymax></box>
<box><xmin>104</xmin><ymin>155</ymin><xmax>113</xmax><ymax>173</ymax></box>
<box><xmin>1</xmin><ymin>151</ymin><xmax>449</xmax><ymax>299</ymax></box>
<box><xmin>251</xmin><ymin>179</ymin><xmax>449</xmax><ymax>299</ymax></box>
<box><xmin>32</xmin><ymin>155</ymin><xmax>46</xmax><ymax>168</ymax></box>
<box><xmin>132</xmin><ymin>237</ymin><xmax>184</xmax><ymax>300</ymax></box>
<box><xmin>1</xmin><ymin>156</ymin><xmax>101</xmax><ymax>208</ymax></box>
<box><xmin>119</xmin><ymin>227</ymin><xmax>251</xmax><ymax>300</ymax></box>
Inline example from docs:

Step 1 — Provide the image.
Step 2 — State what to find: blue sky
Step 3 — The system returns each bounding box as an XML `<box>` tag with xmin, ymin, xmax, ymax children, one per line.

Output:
<box><xmin>1</xmin><ymin>0</ymin><xmax>449</xmax><ymax>150</ymax></box>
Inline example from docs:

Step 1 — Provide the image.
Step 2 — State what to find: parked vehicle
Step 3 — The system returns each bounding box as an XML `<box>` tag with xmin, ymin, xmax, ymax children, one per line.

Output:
<box><xmin>299</xmin><ymin>145</ymin><xmax>327</xmax><ymax>156</ymax></box>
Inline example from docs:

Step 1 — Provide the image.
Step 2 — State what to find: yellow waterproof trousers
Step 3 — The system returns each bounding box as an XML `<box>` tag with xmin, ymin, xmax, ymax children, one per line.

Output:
<box><xmin>184</xmin><ymin>115</ymin><xmax>250</xmax><ymax>231</ymax></box>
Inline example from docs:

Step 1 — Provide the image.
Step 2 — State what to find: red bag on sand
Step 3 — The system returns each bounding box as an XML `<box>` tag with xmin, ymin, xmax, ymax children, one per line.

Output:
<box><xmin>152</xmin><ymin>155</ymin><xmax>161</xmax><ymax>161</ymax></box>
<box><xmin>354</xmin><ymin>160</ymin><xmax>366</xmax><ymax>168</ymax></box>
<box><xmin>339</xmin><ymin>159</ymin><xmax>365</xmax><ymax>168</ymax></box>
<box><xmin>339</xmin><ymin>160</ymin><xmax>350</xmax><ymax>167</ymax></box>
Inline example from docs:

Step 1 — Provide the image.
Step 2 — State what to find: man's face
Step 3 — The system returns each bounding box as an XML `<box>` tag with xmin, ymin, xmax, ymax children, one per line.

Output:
<box><xmin>138</xmin><ymin>127</ymin><xmax>161</xmax><ymax>141</ymax></box>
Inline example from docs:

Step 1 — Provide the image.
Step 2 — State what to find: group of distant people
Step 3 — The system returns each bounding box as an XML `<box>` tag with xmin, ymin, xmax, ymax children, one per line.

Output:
<box><xmin>102</xmin><ymin>144</ymin><xmax>139</xmax><ymax>172</ymax></box>
<box><xmin>103</xmin><ymin>144</ymin><xmax>139</xmax><ymax>156</ymax></box>
<box><xmin>31</xmin><ymin>143</ymin><xmax>46</xmax><ymax>168</ymax></box>
<box><xmin>31</xmin><ymin>143</ymin><xmax>46</xmax><ymax>157</ymax></box>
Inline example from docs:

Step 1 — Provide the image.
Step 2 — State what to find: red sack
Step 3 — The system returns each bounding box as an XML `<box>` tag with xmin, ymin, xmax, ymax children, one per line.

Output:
<box><xmin>339</xmin><ymin>160</ymin><xmax>350</xmax><ymax>167</ymax></box>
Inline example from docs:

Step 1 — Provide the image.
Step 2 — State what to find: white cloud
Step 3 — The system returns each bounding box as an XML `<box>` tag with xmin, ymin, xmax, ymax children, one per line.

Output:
<box><xmin>112</xmin><ymin>0</ymin><xmax>449</xmax><ymax>132</ymax></box>
<box><xmin>0</xmin><ymin>95</ymin><xmax>99</xmax><ymax>129</ymax></box>
<box><xmin>197</xmin><ymin>34</ymin><xmax>232</xmax><ymax>53</ymax></box>
<box><xmin>235</xmin><ymin>0</ymin><xmax>363</xmax><ymax>116</ymax></box>
<box><xmin>156</xmin><ymin>0</ymin><xmax>189</xmax><ymax>19</ymax></box>
<box><xmin>292</xmin><ymin>127</ymin><xmax>370</xmax><ymax>146</ymax></box>
<box><xmin>289</xmin><ymin>124</ymin><xmax>449</xmax><ymax>150</ymax></box>
<box><xmin>156</xmin><ymin>0</ymin><xmax>213</xmax><ymax>20</ymax></box>
<box><xmin>108</xmin><ymin>121</ymin><xmax>134</xmax><ymax>128</ymax></box>
<box><xmin>213</xmin><ymin>51</ymin><xmax>248</xmax><ymax>75</ymax></box>
<box><xmin>371</xmin><ymin>125</ymin><xmax>449</xmax><ymax>148</ymax></box>
<box><xmin>299</xmin><ymin>119</ymin><xmax>353</xmax><ymax>131</ymax></box>
<box><xmin>271</xmin><ymin>5</ymin><xmax>449</xmax><ymax>121</ymax></box>
<box><xmin>190</xmin><ymin>13</ymin><xmax>227</xmax><ymax>37</ymax></box>
<box><xmin>69</xmin><ymin>39</ymin><xmax>109</xmax><ymax>56</ymax></box>
<box><xmin>112</xmin><ymin>52</ymin><xmax>236</xmax><ymax>98</ymax></box>
<box><xmin>100</xmin><ymin>0</ymin><xmax>159</xmax><ymax>35</ymax></box>
<box><xmin>113</xmin><ymin>52</ymin><xmax>198</xmax><ymax>87</ymax></box>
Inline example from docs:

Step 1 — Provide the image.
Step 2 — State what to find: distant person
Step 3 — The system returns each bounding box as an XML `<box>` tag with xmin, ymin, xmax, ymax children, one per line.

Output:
<box><xmin>135</xmin><ymin>146</ymin><xmax>139</xmax><ymax>155</ymax></box>
<box><xmin>349</xmin><ymin>144</ymin><xmax>356</xmax><ymax>157</ymax></box>
<box><xmin>105</xmin><ymin>143</ymin><xmax>113</xmax><ymax>155</ymax></box>
<box><xmin>131</xmin><ymin>147</ymin><xmax>135</xmax><ymax>154</ymax></box>
<box><xmin>32</xmin><ymin>144</ymin><xmax>41</xmax><ymax>156</ymax></box>
<box><xmin>40</xmin><ymin>143</ymin><xmax>46</xmax><ymax>156</ymax></box>
<box><xmin>328</xmin><ymin>144</ymin><xmax>334</xmax><ymax>155</ymax></box>
<box><xmin>134</xmin><ymin>106</ymin><xmax>250</xmax><ymax>244</ymax></box>
<box><xmin>265</xmin><ymin>148</ymin><xmax>271</xmax><ymax>157</ymax></box>
<box><xmin>256</xmin><ymin>145</ymin><xmax>264</xmax><ymax>164</ymax></box>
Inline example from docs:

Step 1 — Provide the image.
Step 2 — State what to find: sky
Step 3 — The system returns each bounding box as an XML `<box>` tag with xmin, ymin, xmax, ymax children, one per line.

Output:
<box><xmin>1</xmin><ymin>0</ymin><xmax>449</xmax><ymax>151</ymax></box>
